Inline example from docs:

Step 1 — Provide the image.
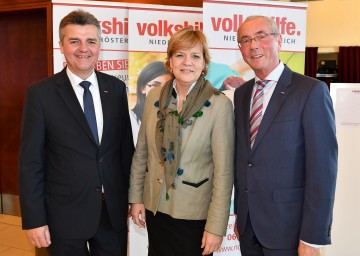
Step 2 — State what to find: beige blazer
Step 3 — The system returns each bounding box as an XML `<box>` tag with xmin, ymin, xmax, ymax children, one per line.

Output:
<box><xmin>129</xmin><ymin>85</ymin><xmax>234</xmax><ymax>236</ymax></box>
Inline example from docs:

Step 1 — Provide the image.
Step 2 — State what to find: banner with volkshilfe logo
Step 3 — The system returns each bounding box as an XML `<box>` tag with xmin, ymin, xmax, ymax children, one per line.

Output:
<box><xmin>127</xmin><ymin>4</ymin><xmax>202</xmax><ymax>104</ymax></box>
<box><xmin>127</xmin><ymin>4</ymin><xmax>202</xmax><ymax>145</ymax></box>
<box><xmin>203</xmin><ymin>0</ymin><xmax>307</xmax><ymax>103</ymax></box>
<box><xmin>52</xmin><ymin>0</ymin><xmax>129</xmax><ymax>84</ymax></box>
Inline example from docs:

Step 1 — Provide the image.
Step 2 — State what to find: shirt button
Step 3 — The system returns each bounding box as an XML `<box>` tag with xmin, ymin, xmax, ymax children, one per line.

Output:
<box><xmin>157</xmin><ymin>178</ymin><xmax>163</xmax><ymax>184</ymax></box>
<box><xmin>98</xmin><ymin>157</ymin><xmax>103</xmax><ymax>163</ymax></box>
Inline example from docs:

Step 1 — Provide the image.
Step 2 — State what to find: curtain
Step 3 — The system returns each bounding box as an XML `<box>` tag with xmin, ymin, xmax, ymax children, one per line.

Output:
<box><xmin>339</xmin><ymin>46</ymin><xmax>360</xmax><ymax>83</ymax></box>
<box><xmin>305</xmin><ymin>47</ymin><xmax>318</xmax><ymax>78</ymax></box>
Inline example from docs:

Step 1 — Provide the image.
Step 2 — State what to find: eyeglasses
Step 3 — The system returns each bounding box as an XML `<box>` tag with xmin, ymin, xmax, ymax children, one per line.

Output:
<box><xmin>238</xmin><ymin>32</ymin><xmax>278</xmax><ymax>47</ymax></box>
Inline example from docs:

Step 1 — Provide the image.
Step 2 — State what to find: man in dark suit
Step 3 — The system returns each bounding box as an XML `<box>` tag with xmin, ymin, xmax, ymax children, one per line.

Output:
<box><xmin>233</xmin><ymin>15</ymin><xmax>337</xmax><ymax>256</ymax></box>
<box><xmin>18</xmin><ymin>10</ymin><xmax>134</xmax><ymax>256</ymax></box>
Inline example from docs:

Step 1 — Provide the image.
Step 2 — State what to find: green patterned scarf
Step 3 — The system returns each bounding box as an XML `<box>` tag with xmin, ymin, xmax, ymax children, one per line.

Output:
<box><xmin>155</xmin><ymin>76</ymin><xmax>220</xmax><ymax>194</ymax></box>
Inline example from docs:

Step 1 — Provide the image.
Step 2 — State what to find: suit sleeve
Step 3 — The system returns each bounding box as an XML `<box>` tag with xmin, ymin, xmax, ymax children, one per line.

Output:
<box><xmin>205</xmin><ymin>96</ymin><xmax>235</xmax><ymax>236</ymax></box>
<box><xmin>300</xmin><ymin>81</ymin><xmax>338</xmax><ymax>244</ymax></box>
<box><xmin>233</xmin><ymin>89</ymin><xmax>240</xmax><ymax>216</ymax></box>
<box><xmin>119</xmin><ymin>83</ymin><xmax>135</xmax><ymax>187</ymax></box>
<box><xmin>128</xmin><ymin>89</ymin><xmax>153</xmax><ymax>204</ymax></box>
<box><xmin>18</xmin><ymin>87</ymin><xmax>47</xmax><ymax>229</ymax></box>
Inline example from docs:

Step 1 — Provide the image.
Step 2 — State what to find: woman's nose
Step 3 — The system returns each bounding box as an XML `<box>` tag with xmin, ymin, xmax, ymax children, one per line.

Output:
<box><xmin>183</xmin><ymin>55</ymin><xmax>192</xmax><ymax>65</ymax></box>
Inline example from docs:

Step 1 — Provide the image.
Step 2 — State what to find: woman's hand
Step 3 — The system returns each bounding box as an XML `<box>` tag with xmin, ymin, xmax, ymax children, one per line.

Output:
<box><xmin>201</xmin><ymin>230</ymin><xmax>223</xmax><ymax>255</ymax></box>
<box><xmin>130</xmin><ymin>203</ymin><xmax>146</xmax><ymax>228</ymax></box>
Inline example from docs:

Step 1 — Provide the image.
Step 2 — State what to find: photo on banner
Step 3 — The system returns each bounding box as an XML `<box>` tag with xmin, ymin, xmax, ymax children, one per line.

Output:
<box><xmin>127</xmin><ymin>4</ymin><xmax>202</xmax><ymax>145</ymax></box>
<box><xmin>203</xmin><ymin>0</ymin><xmax>307</xmax><ymax>103</ymax></box>
<box><xmin>52</xmin><ymin>0</ymin><xmax>129</xmax><ymax>85</ymax></box>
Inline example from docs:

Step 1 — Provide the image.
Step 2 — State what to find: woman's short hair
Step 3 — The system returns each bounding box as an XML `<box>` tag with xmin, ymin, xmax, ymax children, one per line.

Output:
<box><xmin>165</xmin><ymin>27</ymin><xmax>210</xmax><ymax>76</ymax></box>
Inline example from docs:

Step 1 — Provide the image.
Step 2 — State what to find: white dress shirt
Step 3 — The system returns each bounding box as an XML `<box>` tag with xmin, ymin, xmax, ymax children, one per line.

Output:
<box><xmin>66</xmin><ymin>68</ymin><xmax>104</xmax><ymax>144</ymax></box>
<box><xmin>250</xmin><ymin>62</ymin><xmax>285</xmax><ymax>115</ymax></box>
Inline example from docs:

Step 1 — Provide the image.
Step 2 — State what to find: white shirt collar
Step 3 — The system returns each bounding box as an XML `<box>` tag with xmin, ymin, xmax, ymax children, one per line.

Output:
<box><xmin>172</xmin><ymin>79</ymin><xmax>197</xmax><ymax>96</ymax></box>
<box><xmin>255</xmin><ymin>61</ymin><xmax>285</xmax><ymax>85</ymax></box>
<box><xmin>66</xmin><ymin>68</ymin><xmax>98</xmax><ymax>88</ymax></box>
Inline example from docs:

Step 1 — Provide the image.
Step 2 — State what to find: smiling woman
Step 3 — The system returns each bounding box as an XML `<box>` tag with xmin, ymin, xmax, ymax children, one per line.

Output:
<box><xmin>168</xmin><ymin>44</ymin><xmax>205</xmax><ymax>110</ymax></box>
<box><xmin>129</xmin><ymin>27</ymin><xmax>234</xmax><ymax>256</ymax></box>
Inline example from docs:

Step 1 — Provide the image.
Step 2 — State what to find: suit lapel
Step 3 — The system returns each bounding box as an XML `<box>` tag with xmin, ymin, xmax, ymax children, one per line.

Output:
<box><xmin>251</xmin><ymin>66</ymin><xmax>294</xmax><ymax>152</ymax></box>
<box><xmin>243</xmin><ymin>79</ymin><xmax>254</xmax><ymax>151</ymax></box>
<box><xmin>96</xmin><ymin>71</ymin><xmax>111</xmax><ymax>149</ymax></box>
<box><xmin>56</xmin><ymin>68</ymin><xmax>98</xmax><ymax>145</ymax></box>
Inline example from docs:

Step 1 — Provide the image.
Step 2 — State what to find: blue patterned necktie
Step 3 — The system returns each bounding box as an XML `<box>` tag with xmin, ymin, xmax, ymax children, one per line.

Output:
<box><xmin>79</xmin><ymin>81</ymin><xmax>99</xmax><ymax>145</ymax></box>
<box><xmin>250</xmin><ymin>80</ymin><xmax>269</xmax><ymax>148</ymax></box>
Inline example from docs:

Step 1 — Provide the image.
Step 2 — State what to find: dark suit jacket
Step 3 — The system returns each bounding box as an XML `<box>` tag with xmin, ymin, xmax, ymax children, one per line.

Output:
<box><xmin>19</xmin><ymin>68</ymin><xmax>134</xmax><ymax>239</ymax></box>
<box><xmin>234</xmin><ymin>65</ymin><xmax>337</xmax><ymax>249</ymax></box>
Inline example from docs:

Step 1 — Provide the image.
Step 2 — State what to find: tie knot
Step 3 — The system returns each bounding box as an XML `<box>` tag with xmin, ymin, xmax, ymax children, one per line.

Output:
<box><xmin>256</xmin><ymin>80</ymin><xmax>270</xmax><ymax>89</ymax></box>
<box><xmin>80</xmin><ymin>81</ymin><xmax>91</xmax><ymax>90</ymax></box>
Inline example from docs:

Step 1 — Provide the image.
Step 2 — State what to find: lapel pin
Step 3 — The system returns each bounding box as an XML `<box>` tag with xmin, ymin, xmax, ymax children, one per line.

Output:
<box><xmin>280</xmin><ymin>91</ymin><xmax>285</xmax><ymax>95</ymax></box>
<box><xmin>104</xmin><ymin>90</ymin><xmax>109</xmax><ymax>93</ymax></box>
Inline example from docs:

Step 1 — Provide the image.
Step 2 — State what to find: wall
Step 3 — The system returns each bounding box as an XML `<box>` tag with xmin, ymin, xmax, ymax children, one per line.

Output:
<box><xmin>306</xmin><ymin>0</ymin><xmax>360</xmax><ymax>49</ymax></box>
<box><xmin>0</xmin><ymin>5</ymin><xmax>51</xmax><ymax>215</ymax></box>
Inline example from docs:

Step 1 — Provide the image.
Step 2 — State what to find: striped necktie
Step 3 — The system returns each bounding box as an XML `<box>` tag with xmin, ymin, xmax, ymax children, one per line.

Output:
<box><xmin>79</xmin><ymin>81</ymin><xmax>99</xmax><ymax>145</ymax></box>
<box><xmin>250</xmin><ymin>80</ymin><xmax>269</xmax><ymax>148</ymax></box>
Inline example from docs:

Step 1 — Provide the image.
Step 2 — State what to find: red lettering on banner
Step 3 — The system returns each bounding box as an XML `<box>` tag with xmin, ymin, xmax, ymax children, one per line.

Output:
<box><xmin>227</xmin><ymin>233</ymin><xmax>237</xmax><ymax>240</ymax></box>
<box><xmin>148</xmin><ymin>23</ymin><xmax>158</xmax><ymax>36</ymax></box>
<box><xmin>99</xmin><ymin>18</ymin><xmax>128</xmax><ymax>35</ymax></box>
<box><xmin>217</xmin><ymin>245</ymin><xmax>241</xmax><ymax>252</ymax></box>
<box><xmin>162</xmin><ymin>21</ymin><xmax>174</xmax><ymax>36</ymax></box>
<box><xmin>137</xmin><ymin>23</ymin><xmax>147</xmax><ymax>36</ymax></box>
<box><xmin>271</xmin><ymin>16</ymin><xmax>298</xmax><ymax>36</ymax></box>
<box><xmin>287</xmin><ymin>21</ymin><xmax>296</xmax><ymax>35</ymax></box>
<box><xmin>136</xmin><ymin>20</ymin><xmax>203</xmax><ymax>37</ymax></box>
<box><xmin>174</xmin><ymin>24</ymin><xmax>183</xmax><ymax>31</ymax></box>
<box><xmin>227</xmin><ymin>222</ymin><xmax>235</xmax><ymax>229</ymax></box>
<box><xmin>211</xmin><ymin>18</ymin><xmax>221</xmax><ymax>31</ymax></box>
<box><xmin>102</xmin><ymin>20</ymin><xmax>112</xmax><ymax>34</ymax></box>
<box><xmin>211</xmin><ymin>15</ymin><xmax>244</xmax><ymax>32</ymax></box>
<box><xmin>95</xmin><ymin>59</ymin><xmax>128</xmax><ymax>71</ymax></box>
<box><xmin>211</xmin><ymin>15</ymin><xmax>300</xmax><ymax>36</ymax></box>
<box><xmin>182</xmin><ymin>21</ymin><xmax>203</xmax><ymax>32</ymax></box>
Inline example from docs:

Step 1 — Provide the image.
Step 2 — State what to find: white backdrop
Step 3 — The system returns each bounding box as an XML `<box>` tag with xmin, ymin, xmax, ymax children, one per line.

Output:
<box><xmin>327</xmin><ymin>83</ymin><xmax>360</xmax><ymax>256</ymax></box>
<box><xmin>53</xmin><ymin>0</ymin><xmax>129</xmax><ymax>85</ymax></box>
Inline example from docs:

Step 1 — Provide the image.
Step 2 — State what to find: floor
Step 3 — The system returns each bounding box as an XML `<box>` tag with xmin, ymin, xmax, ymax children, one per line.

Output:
<box><xmin>0</xmin><ymin>214</ymin><xmax>35</xmax><ymax>256</ymax></box>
